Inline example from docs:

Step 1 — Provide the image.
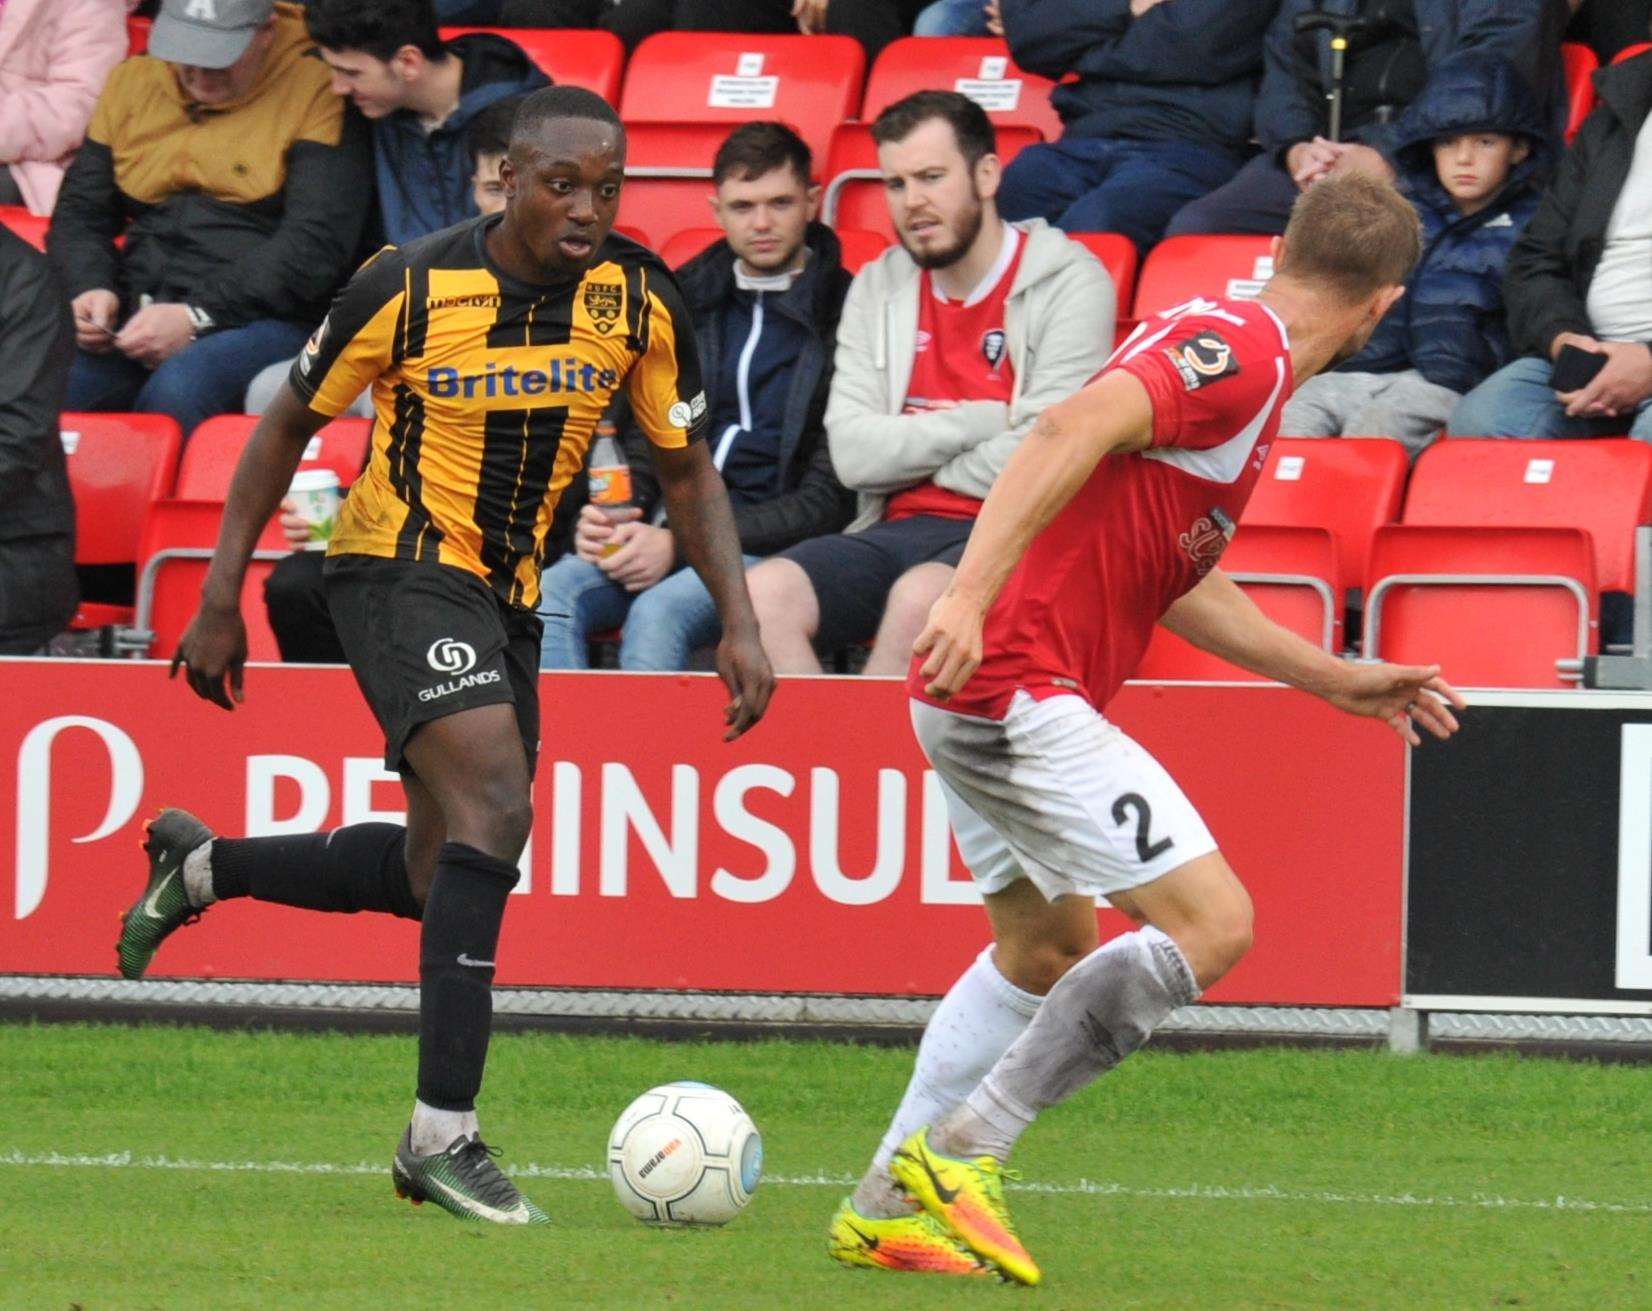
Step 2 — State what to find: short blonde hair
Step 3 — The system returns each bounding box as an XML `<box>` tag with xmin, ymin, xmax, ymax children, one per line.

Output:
<box><xmin>1275</xmin><ymin>173</ymin><xmax>1422</xmax><ymax>300</ymax></box>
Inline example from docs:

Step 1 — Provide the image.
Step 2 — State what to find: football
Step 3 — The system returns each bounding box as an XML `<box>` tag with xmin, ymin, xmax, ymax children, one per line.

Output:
<box><xmin>608</xmin><ymin>1081</ymin><xmax>763</xmax><ymax>1225</ymax></box>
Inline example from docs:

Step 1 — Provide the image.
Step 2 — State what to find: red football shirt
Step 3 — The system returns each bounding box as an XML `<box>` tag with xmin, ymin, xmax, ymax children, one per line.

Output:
<box><xmin>886</xmin><ymin>226</ymin><xmax>1025</xmax><ymax>523</ymax></box>
<box><xmin>909</xmin><ymin>297</ymin><xmax>1294</xmax><ymax>720</ymax></box>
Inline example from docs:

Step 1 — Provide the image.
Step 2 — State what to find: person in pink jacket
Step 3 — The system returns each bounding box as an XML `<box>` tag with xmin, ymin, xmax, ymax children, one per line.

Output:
<box><xmin>0</xmin><ymin>0</ymin><xmax>133</xmax><ymax>215</ymax></box>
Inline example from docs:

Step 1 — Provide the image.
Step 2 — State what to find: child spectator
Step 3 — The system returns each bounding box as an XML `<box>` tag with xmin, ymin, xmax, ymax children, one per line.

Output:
<box><xmin>467</xmin><ymin>94</ymin><xmax>520</xmax><ymax>216</ymax></box>
<box><xmin>0</xmin><ymin>0</ymin><xmax>131</xmax><ymax>216</ymax></box>
<box><xmin>1283</xmin><ymin>54</ymin><xmax>1549</xmax><ymax>457</ymax></box>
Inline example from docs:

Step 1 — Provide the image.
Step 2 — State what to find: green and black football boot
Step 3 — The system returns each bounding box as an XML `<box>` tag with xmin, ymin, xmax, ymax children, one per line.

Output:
<box><xmin>115</xmin><ymin>809</ymin><xmax>214</xmax><ymax>979</ymax></box>
<box><xmin>392</xmin><ymin>1128</ymin><xmax>550</xmax><ymax>1225</ymax></box>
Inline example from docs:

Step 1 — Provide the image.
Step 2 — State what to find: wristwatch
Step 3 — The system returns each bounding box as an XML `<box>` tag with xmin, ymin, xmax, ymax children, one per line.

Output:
<box><xmin>184</xmin><ymin>304</ymin><xmax>215</xmax><ymax>338</ymax></box>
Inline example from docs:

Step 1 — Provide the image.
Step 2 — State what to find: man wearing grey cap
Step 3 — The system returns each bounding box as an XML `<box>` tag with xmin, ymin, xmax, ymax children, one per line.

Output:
<box><xmin>48</xmin><ymin>0</ymin><xmax>370</xmax><ymax>440</ymax></box>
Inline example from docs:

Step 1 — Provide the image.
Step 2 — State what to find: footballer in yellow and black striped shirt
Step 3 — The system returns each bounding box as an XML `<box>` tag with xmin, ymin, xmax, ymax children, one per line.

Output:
<box><xmin>166</xmin><ymin>98</ymin><xmax>775</xmax><ymax>1166</ymax></box>
<box><xmin>290</xmin><ymin>180</ymin><xmax>702</xmax><ymax>612</ymax></box>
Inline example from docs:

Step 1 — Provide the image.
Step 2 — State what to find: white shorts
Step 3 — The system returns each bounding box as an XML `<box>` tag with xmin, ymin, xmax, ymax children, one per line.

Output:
<box><xmin>912</xmin><ymin>690</ymin><xmax>1217</xmax><ymax>902</ymax></box>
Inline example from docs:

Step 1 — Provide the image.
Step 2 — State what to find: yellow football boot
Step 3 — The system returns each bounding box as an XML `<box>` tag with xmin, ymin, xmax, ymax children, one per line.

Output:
<box><xmin>889</xmin><ymin>1127</ymin><xmax>1042</xmax><ymax>1287</ymax></box>
<box><xmin>826</xmin><ymin>1196</ymin><xmax>992</xmax><ymax>1277</ymax></box>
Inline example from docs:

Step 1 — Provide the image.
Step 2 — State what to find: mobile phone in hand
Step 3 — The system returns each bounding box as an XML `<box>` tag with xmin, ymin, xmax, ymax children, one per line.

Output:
<box><xmin>1552</xmin><ymin>343</ymin><xmax>1609</xmax><ymax>392</ymax></box>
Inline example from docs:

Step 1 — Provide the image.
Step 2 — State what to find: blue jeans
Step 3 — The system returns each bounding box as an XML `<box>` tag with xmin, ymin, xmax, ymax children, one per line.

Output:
<box><xmin>997</xmin><ymin>136</ymin><xmax>1244</xmax><ymax>251</ymax></box>
<box><xmin>913</xmin><ymin>0</ymin><xmax>991</xmax><ymax>35</ymax></box>
<box><xmin>1448</xmin><ymin>357</ymin><xmax>1652</xmax><ymax>441</ymax></box>
<box><xmin>65</xmin><ymin>318</ymin><xmax>313</xmax><ymax>438</ymax></box>
<box><xmin>537</xmin><ymin>553</ymin><xmax>760</xmax><ymax>671</ymax></box>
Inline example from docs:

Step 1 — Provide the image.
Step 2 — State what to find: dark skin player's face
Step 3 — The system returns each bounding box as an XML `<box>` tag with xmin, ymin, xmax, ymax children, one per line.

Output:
<box><xmin>493</xmin><ymin>118</ymin><xmax>624</xmax><ymax>282</ymax></box>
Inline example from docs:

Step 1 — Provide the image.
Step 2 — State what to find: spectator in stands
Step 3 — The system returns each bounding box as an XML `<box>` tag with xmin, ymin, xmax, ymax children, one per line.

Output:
<box><xmin>48</xmin><ymin>0</ymin><xmax>370</xmax><ymax>440</ymax></box>
<box><xmin>1170</xmin><ymin>0</ymin><xmax>1562</xmax><ymax>239</ymax></box>
<box><xmin>913</xmin><ymin>0</ymin><xmax>999</xmax><ymax>37</ymax></box>
<box><xmin>1450</xmin><ymin>47</ymin><xmax>1652</xmax><ymax>439</ymax></box>
<box><xmin>1283</xmin><ymin>54</ymin><xmax>1549</xmax><ymax>458</ymax></box>
<box><xmin>305</xmin><ymin>0</ymin><xmax>548</xmax><ymax>245</ymax></box>
<box><xmin>745</xmin><ymin>92</ymin><xmax>1113</xmax><ymax>675</ymax></box>
<box><xmin>1568</xmin><ymin>0</ymin><xmax>1652</xmax><ymax>64</ymax></box>
<box><xmin>602</xmin><ymin>0</ymin><xmax>913</xmax><ymax>65</ymax></box>
<box><xmin>468</xmin><ymin>96</ymin><xmax>518</xmax><ymax>215</ymax></box>
<box><xmin>0</xmin><ymin>0</ymin><xmax>131</xmax><ymax>217</ymax></box>
<box><xmin>993</xmin><ymin>0</ymin><xmax>1274</xmax><ymax>251</ymax></box>
<box><xmin>537</xmin><ymin>122</ymin><xmax>855</xmax><ymax>670</ymax></box>
<box><xmin>0</xmin><ymin>228</ymin><xmax>77</xmax><ymax>653</ymax></box>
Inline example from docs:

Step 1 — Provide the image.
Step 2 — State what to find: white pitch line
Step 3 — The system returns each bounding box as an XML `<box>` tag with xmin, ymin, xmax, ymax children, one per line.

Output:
<box><xmin>3</xmin><ymin>1150</ymin><xmax>1649</xmax><ymax>1217</ymax></box>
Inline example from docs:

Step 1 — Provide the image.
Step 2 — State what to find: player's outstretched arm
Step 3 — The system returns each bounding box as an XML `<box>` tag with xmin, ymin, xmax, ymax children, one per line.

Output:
<box><xmin>651</xmin><ymin>440</ymin><xmax>775</xmax><ymax>741</ymax></box>
<box><xmin>917</xmin><ymin>370</ymin><xmax>1156</xmax><ymax>700</ymax></box>
<box><xmin>1159</xmin><ymin>569</ymin><xmax>1466</xmax><ymax>746</ymax></box>
<box><xmin>171</xmin><ymin>383</ymin><xmax>333</xmax><ymax>710</ymax></box>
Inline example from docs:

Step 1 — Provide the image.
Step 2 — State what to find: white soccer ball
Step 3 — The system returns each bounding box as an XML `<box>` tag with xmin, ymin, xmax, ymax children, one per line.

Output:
<box><xmin>608</xmin><ymin>1081</ymin><xmax>762</xmax><ymax>1226</ymax></box>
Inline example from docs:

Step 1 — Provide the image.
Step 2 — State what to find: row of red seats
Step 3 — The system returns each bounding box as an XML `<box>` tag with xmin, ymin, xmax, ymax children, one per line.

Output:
<box><xmin>62</xmin><ymin>413</ymin><xmax>370</xmax><ymax>657</ymax></box>
<box><xmin>1139</xmin><ymin>438</ymin><xmax>1651</xmax><ymax>689</ymax></box>
<box><xmin>60</xmin><ymin>409</ymin><xmax>1652</xmax><ymax>688</ymax></box>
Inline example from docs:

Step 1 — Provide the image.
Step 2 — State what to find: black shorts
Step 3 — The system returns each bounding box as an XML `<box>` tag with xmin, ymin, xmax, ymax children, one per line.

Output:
<box><xmin>780</xmin><ymin>515</ymin><xmax>974</xmax><ymax>653</ymax></box>
<box><xmin>323</xmin><ymin>554</ymin><xmax>543</xmax><ymax>776</ymax></box>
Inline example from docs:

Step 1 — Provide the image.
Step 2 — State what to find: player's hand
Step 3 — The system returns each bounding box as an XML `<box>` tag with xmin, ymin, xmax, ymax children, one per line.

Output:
<box><xmin>1325</xmin><ymin>662</ymin><xmax>1464</xmax><ymax>747</ymax></box>
<box><xmin>575</xmin><ymin>501</ymin><xmax>640</xmax><ymax>562</ymax></box>
<box><xmin>1558</xmin><ymin>340</ymin><xmax>1652</xmax><ymax>419</ymax></box>
<box><xmin>277</xmin><ymin>497</ymin><xmax>309</xmax><ymax>550</ymax></box>
<box><xmin>914</xmin><ymin>588</ymin><xmax>987</xmax><ymax>701</ymax></box>
<box><xmin>170</xmin><ymin>600</ymin><xmax>248</xmax><ymax>711</ymax></box>
<box><xmin>599</xmin><ymin>522</ymin><xmax>675</xmax><ymax>592</ymax></box>
<box><xmin>72</xmin><ymin>289</ymin><xmax>120</xmax><ymax>352</ymax></box>
<box><xmin>715</xmin><ymin>622</ymin><xmax>774</xmax><ymax>741</ymax></box>
<box><xmin>115</xmin><ymin>303</ymin><xmax>195</xmax><ymax>368</ymax></box>
<box><xmin>984</xmin><ymin>0</ymin><xmax>1003</xmax><ymax>35</ymax></box>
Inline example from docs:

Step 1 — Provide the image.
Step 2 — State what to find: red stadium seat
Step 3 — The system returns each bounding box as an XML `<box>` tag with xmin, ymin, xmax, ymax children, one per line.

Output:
<box><xmin>127</xmin><ymin>15</ymin><xmax>150</xmax><ymax>55</ymax></box>
<box><xmin>1242</xmin><ymin>437</ymin><xmax>1409</xmax><ymax>602</ymax></box>
<box><xmin>179</xmin><ymin>415</ymin><xmax>371</xmax><ymax>501</ymax></box>
<box><xmin>821</xmin><ymin>121</ymin><xmax>1039</xmax><ymax>240</ymax></box>
<box><xmin>836</xmin><ymin>228</ymin><xmax>890</xmax><ymax>275</ymax></box>
<box><xmin>611</xmin><ymin>224</ymin><xmax>649</xmax><ymax>245</ymax></box>
<box><xmin>1364</xmin><ymin>525</ymin><xmax>1597</xmax><ymax>687</ymax></box>
<box><xmin>60</xmin><ymin>413</ymin><xmax>183</xmax><ymax>633</ymax></box>
<box><xmin>616</xmin><ymin>121</ymin><xmax>727</xmax><ymax>249</ymax></box>
<box><xmin>0</xmin><ymin>205</ymin><xmax>46</xmax><ymax>251</ymax></box>
<box><xmin>658</xmin><ymin>226</ymin><xmax>723</xmax><ymax>269</ymax></box>
<box><xmin>619</xmin><ymin>32</ymin><xmax>864</xmax><ymax>161</ymax></box>
<box><xmin>861</xmin><ymin>37</ymin><xmax>1062</xmax><ymax>141</ymax></box>
<box><xmin>1562</xmin><ymin>41</ymin><xmax>1599</xmax><ymax>142</ymax></box>
<box><xmin>1135</xmin><ymin>524</ymin><xmax>1342</xmax><ymax>680</ymax></box>
<box><xmin>1067</xmin><ymin>232</ymin><xmax>1138</xmax><ymax>331</ymax></box>
<box><xmin>438</xmin><ymin>27</ymin><xmax>624</xmax><ymax>102</ymax></box>
<box><xmin>1132</xmin><ymin>235</ymin><xmax>1275</xmax><ymax>320</ymax></box>
<box><xmin>1401</xmin><ymin>438</ymin><xmax>1652</xmax><ymax>593</ymax></box>
<box><xmin>1613</xmin><ymin>42</ymin><xmax>1652</xmax><ymax>66</ymax></box>
<box><xmin>133</xmin><ymin>500</ymin><xmax>286</xmax><ymax>662</ymax></box>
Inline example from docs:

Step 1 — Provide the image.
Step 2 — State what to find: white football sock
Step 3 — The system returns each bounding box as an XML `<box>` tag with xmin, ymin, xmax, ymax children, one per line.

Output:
<box><xmin>850</xmin><ymin>945</ymin><xmax>1042</xmax><ymax>1218</ymax></box>
<box><xmin>410</xmin><ymin>1100</ymin><xmax>478</xmax><ymax>1156</ymax></box>
<box><xmin>182</xmin><ymin>841</ymin><xmax>215</xmax><ymax>909</ymax></box>
<box><xmin>933</xmin><ymin>927</ymin><xmax>1198</xmax><ymax>1163</ymax></box>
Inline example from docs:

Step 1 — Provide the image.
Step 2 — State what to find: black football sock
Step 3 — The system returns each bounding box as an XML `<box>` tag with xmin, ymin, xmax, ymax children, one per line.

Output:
<box><xmin>209</xmin><ymin>824</ymin><xmax>422</xmax><ymax>920</ymax></box>
<box><xmin>415</xmin><ymin>842</ymin><xmax>518</xmax><ymax>1114</ymax></box>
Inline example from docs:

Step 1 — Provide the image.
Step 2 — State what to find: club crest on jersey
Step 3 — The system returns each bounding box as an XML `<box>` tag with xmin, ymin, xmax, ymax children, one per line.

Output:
<box><xmin>981</xmin><ymin>328</ymin><xmax>1007</xmax><ymax>373</ymax></box>
<box><xmin>583</xmin><ymin>283</ymin><xmax>623</xmax><ymax>335</ymax></box>
<box><xmin>1179</xmin><ymin>507</ymin><xmax>1235</xmax><ymax>575</ymax></box>
<box><xmin>1163</xmin><ymin>331</ymin><xmax>1239</xmax><ymax>392</ymax></box>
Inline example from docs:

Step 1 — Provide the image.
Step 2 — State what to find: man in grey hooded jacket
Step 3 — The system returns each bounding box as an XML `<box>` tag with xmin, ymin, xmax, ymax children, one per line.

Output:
<box><xmin>746</xmin><ymin>92</ymin><xmax>1115</xmax><ymax>675</ymax></box>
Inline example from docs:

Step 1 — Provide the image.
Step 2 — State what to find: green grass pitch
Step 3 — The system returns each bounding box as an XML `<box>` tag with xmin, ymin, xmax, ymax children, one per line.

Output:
<box><xmin>3</xmin><ymin>1022</ymin><xmax>1649</xmax><ymax>1310</ymax></box>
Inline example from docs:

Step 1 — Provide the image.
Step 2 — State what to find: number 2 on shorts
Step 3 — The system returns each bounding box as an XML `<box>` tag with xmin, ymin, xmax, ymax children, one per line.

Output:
<box><xmin>1112</xmin><ymin>792</ymin><xmax>1174</xmax><ymax>863</ymax></box>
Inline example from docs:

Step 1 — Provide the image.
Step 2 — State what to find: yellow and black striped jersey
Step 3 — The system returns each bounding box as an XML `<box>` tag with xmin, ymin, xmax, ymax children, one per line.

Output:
<box><xmin>289</xmin><ymin>217</ymin><xmax>706</xmax><ymax>609</ymax></box>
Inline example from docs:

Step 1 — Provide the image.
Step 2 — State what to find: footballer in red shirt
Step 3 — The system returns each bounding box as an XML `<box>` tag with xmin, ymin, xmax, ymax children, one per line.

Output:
<box><xmin>832</xmin><ymin>177</ymin><xmax>1466</xmax><ymax>1285</ymax></box>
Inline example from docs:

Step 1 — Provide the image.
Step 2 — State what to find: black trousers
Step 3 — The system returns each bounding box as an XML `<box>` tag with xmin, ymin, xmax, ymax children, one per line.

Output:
<box><xmin>1569</xmin><ymin>0</ymin><xmax>1652</xmax><ymax>61</ymax></box>
<box><xmin>264</xmin><ymin>549</ymin><xmax>347</xmax><ymax>664</ymax></box>
<box><xmin>603</xmin><ymin>0</ymin><xmax>911</xmax><ymax>64</ymax></box>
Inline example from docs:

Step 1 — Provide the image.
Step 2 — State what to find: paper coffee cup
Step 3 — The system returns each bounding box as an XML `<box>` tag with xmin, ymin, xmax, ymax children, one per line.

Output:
<box><xmin>287</xmin><ymin>469</ymin><xmax>340</xmax><ymax>552</ymax></box>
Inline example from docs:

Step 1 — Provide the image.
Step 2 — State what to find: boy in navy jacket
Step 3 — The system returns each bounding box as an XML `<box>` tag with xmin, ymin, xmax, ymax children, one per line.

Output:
<box><xmin>1282</xmin><ymin>54</ymin><xmax>1550</xmax><ymax>457</ymax></box>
